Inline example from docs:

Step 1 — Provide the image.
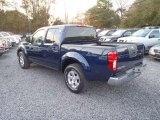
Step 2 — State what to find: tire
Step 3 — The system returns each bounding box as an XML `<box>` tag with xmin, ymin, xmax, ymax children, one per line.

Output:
<box><xmin>0</xmin><ymin>53</ymin><xmax>2</xmax><ymax>56</ymax></box>
<box><xmin>64</xmin><ymin>63</ymin><xmax>88</xmax><ymax>94</ymax></box>
<box><xmin>18</xmin><ymin>51</ymin><xmax>30</xmax><ymax>69</ymax></box>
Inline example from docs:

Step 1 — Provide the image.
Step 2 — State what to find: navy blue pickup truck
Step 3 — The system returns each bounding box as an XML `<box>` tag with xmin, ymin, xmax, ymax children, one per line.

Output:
<box><xmin>17</xmin><ymin>24</ymin><xmax>145</xmax><ymax>93</ymax></box>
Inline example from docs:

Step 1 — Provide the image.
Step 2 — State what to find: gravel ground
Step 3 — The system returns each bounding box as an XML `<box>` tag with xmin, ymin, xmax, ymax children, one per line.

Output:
<box><xmin>0</xmin><ymin>47</ymin><xmax>160</xmax><ymax>120</ymax></box>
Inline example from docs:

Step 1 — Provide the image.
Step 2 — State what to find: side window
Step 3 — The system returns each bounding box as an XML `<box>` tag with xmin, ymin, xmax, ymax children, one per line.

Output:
<box><xmin>149</xmin><ymin>30</ymin><xmax>160</xmax><ymax>38</ymax></box>
<box><xmin>32</xmin><ymin>29</ymin><xmax>45</xmax><ymax>44</ymax></box>
<box><xmin>45</xmin><ymin>28</ymin><xmax>59</xmax><ymax>43</ymax></box>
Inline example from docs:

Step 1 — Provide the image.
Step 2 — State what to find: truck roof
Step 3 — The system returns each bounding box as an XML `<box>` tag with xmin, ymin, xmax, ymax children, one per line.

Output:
<box><xmin>39</xmin><ymin>24</ymin><xmax>94</xmax><ymax>30</ymax></box>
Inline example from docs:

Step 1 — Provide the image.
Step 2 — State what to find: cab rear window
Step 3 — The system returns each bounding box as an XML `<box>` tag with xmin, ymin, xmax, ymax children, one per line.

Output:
<box><xmin>64</xmin><ymin>26</ymin><xmax>97</xmax><ymax>41</ymax></box>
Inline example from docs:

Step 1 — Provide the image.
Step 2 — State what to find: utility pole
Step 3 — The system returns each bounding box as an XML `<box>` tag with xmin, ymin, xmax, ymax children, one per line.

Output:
<box><xmin>64</xmin><ymin>0</ymin><xmax>68</xmax><ymax>23</ymax></box>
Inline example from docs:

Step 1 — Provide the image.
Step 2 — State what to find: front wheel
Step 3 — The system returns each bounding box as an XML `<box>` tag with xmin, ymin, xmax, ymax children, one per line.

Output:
<box><xmin>64</xmin><ymin>63</ymin><xmax>87</xmax><ymax>94</ymax></box>
<box><xmin>18</xmin><ymin>51</ymin><xmax>30</xmax><ymax>69</ymax></box>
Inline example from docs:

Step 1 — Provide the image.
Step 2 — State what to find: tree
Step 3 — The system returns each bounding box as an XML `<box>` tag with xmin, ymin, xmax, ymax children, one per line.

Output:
<box><xmin>114</xmin><ymin>0</ymin><xmax>129</xmax><ymax>17</ymax></box>
<box><xmin>0</xmin><ymin>10</ymin><xmax>5</xmax><ymax>29</ymax></box>
<box><xmin>121</xmin><ymin>0</ymin><xmax>160</xmax><ymax>27</ymax></box>
<box><xmin>22</xmin><ymin>0</ymin><xmax>55</xmax><ymax>31</ymax></box>
<box><xmin>0</xmin><ymin>0</ymin><xmax>6</xmax><ymax>10</ymax></box>
<box><xmin>85</xmin><ymin>0</ymin><xmax>120</xmax><ymax>28</ymax></box>
<box><xmin>0</xmin><ymin>10</ymin><xmax>29</xmax><ymax>33</ymax></box>
<box><xmin>53</xmin><ymin>18</ymin><xmax>64</xmax><ymax>25</ymax></box>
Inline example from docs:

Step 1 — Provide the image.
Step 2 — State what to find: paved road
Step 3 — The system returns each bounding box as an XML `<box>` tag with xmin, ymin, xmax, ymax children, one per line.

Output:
<box><xmin>0</xmin><ymin>47</ymin><xmax>160</xmax><ymax>120</ymax></box>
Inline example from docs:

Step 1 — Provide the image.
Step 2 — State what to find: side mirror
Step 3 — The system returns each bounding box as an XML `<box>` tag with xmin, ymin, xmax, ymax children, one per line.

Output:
<box><xmin>149</xmin><ymin>35</ymin><xmax>155</xmax><ymax>38</ymax></box>
<box><xmin>26</xmin><ymin>36</ymin><xmax>32</xmax><ymax>43</ymax></box>
<box><xmin>37</xmin><ymin>40</ymin><xmax>44</xmax><ymax>46</ymax></box>
<box><xmin>33</xmin><ymin>37</ymin><xmax>44</xmax><ymax>46</ymax></box>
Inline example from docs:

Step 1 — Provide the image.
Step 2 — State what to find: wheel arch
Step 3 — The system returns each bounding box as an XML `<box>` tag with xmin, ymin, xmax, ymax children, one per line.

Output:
<box><xmin>61</xmin><ymin>52</ymin><xmax>90</xmax><ymax>73</ymax></box>
<box><xmin>17</xmin><ymin>47</ymin><xmax>27</xmax><ymax>56</ymax></box>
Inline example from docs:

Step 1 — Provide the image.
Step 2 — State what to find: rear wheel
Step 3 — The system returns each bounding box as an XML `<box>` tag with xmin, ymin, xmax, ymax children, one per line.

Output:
<box><xmin>18</xmin><ymin>51</ymin><xmax>30</xmax><ymax>69</ymax></box>
<box><xmin>64</xmin><ymin>63</ymin><xmax>87</xmax><ymax>93</ymax></box>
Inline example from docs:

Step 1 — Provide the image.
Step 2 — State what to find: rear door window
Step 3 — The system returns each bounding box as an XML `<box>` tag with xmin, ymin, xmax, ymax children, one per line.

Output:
<box><xmin>45</xmin><ymin>28</ymin><xmax>59</xmax><ymax>43</ymax></box>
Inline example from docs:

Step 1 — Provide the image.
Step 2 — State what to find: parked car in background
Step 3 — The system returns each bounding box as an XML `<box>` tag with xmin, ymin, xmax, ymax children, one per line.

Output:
<box><xmin>5</xmin><ymin>38</ymin><xmax>12</xmax><ymax>48</ymax></box>
<box><xmin>0</xmin><ymin>32</ymin><xmax>15</xmax><ymax>46</ymax></box>
<box><xmin>0</xmin><ymin>47</ymin><xmax>5</xmax><ymax>56</ymax></box>
<box><xmin>0</xmin><ymin>40</ymin><xmax>6</xmax><ymax>56</ymax></box>
<box><xmin>118</xmin><ymin>28</ymin><xmax>160</xmax><ymax>53</ymax></box>
<box><xmin>98</xmin><ymin>29</ymin><xmax>117</xmax><ymax>38</ymax></box>
<box><xmin>96</xmin><ymin>29</ymin><xmax>102</xmax><ymax>34</ymax></box>
<box><xmin>0</xmin><ymin>31</ymin><xmax>21</xmax><ymax>45</ymax></box>
<box><xmin>26</xmin><ymin>33</ymin><xmax>32</xmax><ymax>37</ymax></box>
<box><xmin>0</xmin><ymin>38</ymin><xmax>9</xmax><ymax>52</ymax></box>
<box><xmin>149</xmin><ymin>44</ymin><xmax>160</xmax><ymax>59</ymax></box>
<box><xmin>143</xmin><ymin>26</ymin><xmax>160</xmax><ymax>29</ymax></box>
<box><xmin>99</xmin><ymin>28</ymin><xmax>139</xmax><ymax>42</ymax></box>
<box><xmin>8</xmin><ymin>32</ymin><xmax>23</xmax><ymax>39</ymax></box>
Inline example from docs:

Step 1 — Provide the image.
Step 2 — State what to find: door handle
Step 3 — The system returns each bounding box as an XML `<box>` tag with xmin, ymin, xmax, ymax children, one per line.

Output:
<box><xmin>52</xmin><ymin>46</ymin><xmax>58</xmax><ymax>52</ymax></box>
<box><xmin>52</xmin><ymin>46</ymin><xmax>57</xmax><ymax>50</ymax></box>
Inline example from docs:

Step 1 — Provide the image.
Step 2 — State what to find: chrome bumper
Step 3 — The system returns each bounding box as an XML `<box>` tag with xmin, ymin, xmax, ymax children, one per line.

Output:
<box><xmin>108</xmin><ymin>64</ymin><xmax>146</xmax><ymax>86</ymax></box>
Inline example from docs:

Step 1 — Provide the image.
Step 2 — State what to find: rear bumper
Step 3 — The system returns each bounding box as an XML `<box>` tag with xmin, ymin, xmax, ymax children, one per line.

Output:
<box><xmin>107</xmin><ymin>64</ymin><xmax>146</xmax><ymax>86</ymax></box>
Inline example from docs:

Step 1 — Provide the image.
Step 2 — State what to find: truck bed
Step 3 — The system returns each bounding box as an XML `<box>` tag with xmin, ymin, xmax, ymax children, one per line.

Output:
<box><xmin>61</xmin><ymin>42</ymin><xmax>144</xmax><ymax>81</ymax></box>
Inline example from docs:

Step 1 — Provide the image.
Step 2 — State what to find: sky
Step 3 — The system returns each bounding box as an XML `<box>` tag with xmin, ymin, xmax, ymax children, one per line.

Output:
<box><xmin>53</xmin><ymin>0</ymin><xmax>135</xmax><ymax>20</ymax></box>
<box><xmin>6</xmin><ymin>0</ymin><xmax>135</xmax><ymax>21</ymax></box>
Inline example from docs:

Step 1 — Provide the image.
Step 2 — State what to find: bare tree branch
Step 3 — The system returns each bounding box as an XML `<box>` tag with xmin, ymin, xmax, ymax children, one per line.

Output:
<box><xmin>114</xmin><ymin>0</ymin><xmax>129</xmax><ymax>17</ymax></box>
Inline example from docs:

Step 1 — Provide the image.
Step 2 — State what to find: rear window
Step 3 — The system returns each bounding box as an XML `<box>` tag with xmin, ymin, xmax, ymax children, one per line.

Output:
<box><xmin>64</xmin><ymin>26</ymin><xmax>97</xmax><ymax>41</ymax></box>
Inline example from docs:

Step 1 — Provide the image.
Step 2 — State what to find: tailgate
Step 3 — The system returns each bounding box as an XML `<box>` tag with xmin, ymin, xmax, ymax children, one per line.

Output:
<box><xmin>98</xmin><ymin>42</ymin><xmax>144</xmax><ymax>75</ymax></box>
<box><xmin>116</xmin><ymin>43</ymin><xmax>144</xmax><ymax>74</ymax></box>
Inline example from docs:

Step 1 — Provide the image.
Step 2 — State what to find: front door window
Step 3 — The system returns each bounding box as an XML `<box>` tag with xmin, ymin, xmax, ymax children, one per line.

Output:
<box><xmin>32</xmin><ymin>29</ymin><xmax>45</xmax><ymax>45</ymax></box>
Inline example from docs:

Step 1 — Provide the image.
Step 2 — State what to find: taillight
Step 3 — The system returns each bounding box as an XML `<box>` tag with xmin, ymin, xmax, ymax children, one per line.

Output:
<box><xmin>107</xmin><ymin>51</ymin><xmax>117</xmax><ymax>71</ymax></box>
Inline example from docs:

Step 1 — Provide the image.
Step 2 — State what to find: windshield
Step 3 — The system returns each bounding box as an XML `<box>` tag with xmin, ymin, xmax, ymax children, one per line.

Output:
<box><xmin>132</xmin><ymin>29</ymin><xmax>151</xmax><ymax>37</ymax></box>
<box><xmin>112</xmin><ymin>30</ymin><xmax>126</xmax><ymax>36</ymax></box>
<box><xmin>98</xmin><ymin>30</ymin><xmax>109</xmax><ymax>36</ymax></box>
<box><xmin>65</xmin><ymin>26</ymin><xmax>97</xmax><ymax>42</ymax></box>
